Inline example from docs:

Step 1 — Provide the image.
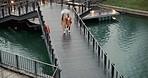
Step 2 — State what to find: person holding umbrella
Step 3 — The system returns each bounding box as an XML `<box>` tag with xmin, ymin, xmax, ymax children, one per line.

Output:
<box><xmin>61</xmin><ymin>9</ymin><xmax>70</xmax><ymax>34</ymax></box>
<box><xmin>61</xmin><ymin>13</ymin><xmax>67</xmax><ymax>34</ymax></box>
<box><xmin>66</xmin><ymin>14</ymin><xmax>72</xmax><ymax>33</ymax></box>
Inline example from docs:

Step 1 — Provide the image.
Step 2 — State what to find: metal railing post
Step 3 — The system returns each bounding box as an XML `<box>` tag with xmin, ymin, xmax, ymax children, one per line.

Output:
<box><xmin>18</xmin><ymin>3</ymin><xmax>21</xmax><ymax>16</ymax></box>
<box><xmin>104</xmin><ymin>53</ymin><xmax>107</xmax><ymax>68</ymax></box>
<box><xmin>84</xmin><ymin>25</ymin><xmax>86</xmax><ymax>35</ymax></box>
<box><xmin>2</xmin><ymin>7</ymin><xmax>4</xmax><ymax>17</ymax></box>
<box><xmin>98</xmin><ymin>45</ymin><xmax>100</xmax><ymax>57</ymax></box>
<box><xmin>52</xmin><ymin>49</ymin><xmax>55</xmax><ymax>65</ymax></box>
<box><xmin>88</xmin><ymin>31</ymin><xmax>90</xmax><ymax>42</ymax></box>
<box><xmin>8</xmin><ymin>4</ymin><xmax>11</xmax><ymax>15</ymax></box>
<box><xmin>108</xmin><ymin>60</ymin><xmax>110</xmax><ymax>69</ymax></box>
<box><xmin>15</xmin><ymin>55</ymin><xmax>19</xmax><ymax>69</ymax></box>
<box><xmin>0</xmin><ymin>50</ymin><xmax>2</xmax><ymax>64</ymax></box>
<box><xmin>92</xmin><ymin>38</ymin><xmax>95</xmax><ymax>49</ymax></box>
<box><xmin>34</xmin><ymin>61</ymin><xmax>37</xmax><ymax>75</ymax></box>
<box><xmin>111</xmin><ymin>63</ymin><xmax>115</xmax><ymax>78</ymax></box>
<box><xmin>116</xmin><ymin>71</ymin><xmax>118</xmax><ymax>78</ymax></box>
<box><xmin>25</xmin><ymin>1</ymin><xmax>28</xmax><ymax>13</ymax></box>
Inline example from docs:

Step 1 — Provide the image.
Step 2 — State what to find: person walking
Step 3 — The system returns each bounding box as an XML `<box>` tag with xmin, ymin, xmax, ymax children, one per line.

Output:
<box><xmin>61</xmin><ymin>13</ymin><xmax>67</xmax><ymax>34</ymax></box>
<box><xmin>66</xmin><ymin>14</ymin><xmax>72</xmax><ymax>33</ymax></box>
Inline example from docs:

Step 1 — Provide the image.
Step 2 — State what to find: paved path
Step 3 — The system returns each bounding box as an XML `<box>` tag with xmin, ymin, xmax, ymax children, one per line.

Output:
<box><xmin>0</xmin><ymin>67</ymin><xmax>30</xmax><ymax>78</ymax></box>
<box><xmin>41</xmin><ymin>3</ymin><xmax>108</xmax><ymax>78</ymax></box>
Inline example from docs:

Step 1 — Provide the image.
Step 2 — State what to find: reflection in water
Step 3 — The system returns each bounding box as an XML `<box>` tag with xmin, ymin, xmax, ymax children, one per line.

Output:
<box><xmin>85</xmin><ymin>15</ymin><xmax>148</xmax><ymax>78</ymax></box>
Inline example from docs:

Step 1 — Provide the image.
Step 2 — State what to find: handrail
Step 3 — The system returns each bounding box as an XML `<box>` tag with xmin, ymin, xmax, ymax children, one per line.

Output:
<box><xmin>73</xmin><ymin>7</ymin><xmax>124</xmax><ymax>78</ymax></box>
<box><xmin>0</xmin><ymin>50</ymin><xmax>58</xmax><ymax>78</ymax></box>
<box><xmin>36</xmin><ymin>2</ymin><xmax>61</xmax><ymax>78</ymax></box>
<box><xmin>0</xmin><ymin>0</ymin><xmax>37</xmax><ymax>18</ymax></box>
<box><xmin>0</xmin><ymin>1</ymin><xmax>61</xmax><ymax>78</ymax></box>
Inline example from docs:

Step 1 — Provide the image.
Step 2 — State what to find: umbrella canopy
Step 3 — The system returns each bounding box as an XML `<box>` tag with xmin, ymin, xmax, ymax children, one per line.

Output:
<box><xmin>61</xmin><ymin>9</ymin><xmax>70</xmax><ymax>14</ymax></box>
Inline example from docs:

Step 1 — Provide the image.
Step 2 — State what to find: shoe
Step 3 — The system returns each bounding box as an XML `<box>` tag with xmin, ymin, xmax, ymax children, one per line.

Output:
<box><xmin>68</xmin><ymin>30</ymin><xmax>70</xmax><ymax>33</ymax></box>
<box><xmin>64</xmin><ymin>30</ymin><xmax>66</xmax><ymax>34</ymax></box>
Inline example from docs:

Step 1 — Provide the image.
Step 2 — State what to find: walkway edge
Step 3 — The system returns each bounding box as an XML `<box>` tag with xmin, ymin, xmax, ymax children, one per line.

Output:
<box><xmin>99</xmin><ymin>4</ymin><xmax>148</xmax><ymax>17</ymax></box>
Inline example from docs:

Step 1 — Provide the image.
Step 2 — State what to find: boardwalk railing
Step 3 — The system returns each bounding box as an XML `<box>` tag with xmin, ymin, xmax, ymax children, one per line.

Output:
<box><xmin>73</xmin><ymin>8</ymin><xmax>124</xmax><ymax>78</ymax></box>
<box><xmin>0</xmin><ymin>1</ymin><xmax>37</xmax><ymax>18</ymax></box>
<box><xmin>36</xmin><ymin>2</ymin><xmax>61</xmax><ymax>78</ymax></box>
<box><xmin>0</xmin><ymin>50</ymin><xmax>59</xmax><ymax>78</ymax></box>
<box><xmin>0</xmin><ymin>1</ymin><xmax>61</xmax><ymax>78</ymax></box>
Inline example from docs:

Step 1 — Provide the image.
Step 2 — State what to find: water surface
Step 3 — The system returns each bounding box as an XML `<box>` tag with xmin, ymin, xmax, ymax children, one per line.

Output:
<box><xmin>0</xmin><ymin>28</ymin><xmax>50</xmax><ymax>63</ymax></box>
<box><xmin>85</xmin><ymin>15</ymin><xmax>148</xmax><ymax>78</ymax></box>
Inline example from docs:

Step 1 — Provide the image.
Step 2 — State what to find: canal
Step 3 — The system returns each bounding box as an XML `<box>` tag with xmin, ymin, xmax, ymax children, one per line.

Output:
<box><xmin>0</xmin><ymin>20</ymin><xmax>50</xmax><ymax>63</ymax></box>
<box><xmin>84</xmin><ymin>14</ymin><xmax>148</xmax><ymax>78</ymax></box>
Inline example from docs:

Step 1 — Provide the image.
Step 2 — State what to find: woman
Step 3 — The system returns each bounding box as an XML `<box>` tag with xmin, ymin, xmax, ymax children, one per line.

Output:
<box><xmin>61</xmin><ymin>13</ymin><xmax>67</xmax><ymax>34</ymax></box>
<box><xmin>66</xmin><ymin>14</ymin><xmax>72</xmax><ymax>33</ymax></box>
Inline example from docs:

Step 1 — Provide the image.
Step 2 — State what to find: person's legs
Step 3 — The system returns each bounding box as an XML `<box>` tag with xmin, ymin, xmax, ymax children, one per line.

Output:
<box><xmin>68</xmin><ymin>26</ymin><xmax>70</xmax><ymax>32</ymax></box>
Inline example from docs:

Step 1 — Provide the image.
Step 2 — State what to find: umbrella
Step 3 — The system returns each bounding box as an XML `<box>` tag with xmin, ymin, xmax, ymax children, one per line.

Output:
<box><xmin>61</xmin><ymin>9</ymin><xmax>70</xmax><ymax>14</ymax></box>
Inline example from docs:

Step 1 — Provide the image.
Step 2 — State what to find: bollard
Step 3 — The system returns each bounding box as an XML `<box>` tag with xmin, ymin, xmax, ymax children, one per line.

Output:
<box><xmin>111</xmin><ymin>63</ymin><xmax>115</xmax><ymax>78</ymax></box>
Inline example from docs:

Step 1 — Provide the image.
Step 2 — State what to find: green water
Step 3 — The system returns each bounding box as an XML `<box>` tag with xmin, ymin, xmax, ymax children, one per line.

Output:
<box><xmin>85</xmin><ymin>15</ymin><xmax>148</xmax><ymax>78</ymax></box>
<box><xmin>0</xmin><ymin>28</ymin><xmax>50</xmax><ymax>63</ymax></box>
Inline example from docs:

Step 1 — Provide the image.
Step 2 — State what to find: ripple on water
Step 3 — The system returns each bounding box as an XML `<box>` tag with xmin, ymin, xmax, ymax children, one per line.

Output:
<box><xmin>85</xmin><ymin>14</ymin><xmax>148</xmax><ymax>78</ymax></box>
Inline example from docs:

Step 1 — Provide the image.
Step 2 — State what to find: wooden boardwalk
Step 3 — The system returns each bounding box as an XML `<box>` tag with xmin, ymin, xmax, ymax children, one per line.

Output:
<box><xmin>41</xmin><ymin>3</ymin><xmax>108</xmax><ymax>78</ymax></box>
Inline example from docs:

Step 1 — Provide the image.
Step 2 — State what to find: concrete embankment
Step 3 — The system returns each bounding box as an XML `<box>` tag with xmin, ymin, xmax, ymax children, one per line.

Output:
<box><xmin>99</xmin><ymin>4</ymin><xmax>148</xmax><ymax>17</ymax></box>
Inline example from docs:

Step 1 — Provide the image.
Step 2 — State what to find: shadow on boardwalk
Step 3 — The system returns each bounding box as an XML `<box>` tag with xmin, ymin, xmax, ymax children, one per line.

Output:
<box><xmin>41</xmin><ymin>3</ymin><xmax>109</xmax><ymax>78</ymax></box>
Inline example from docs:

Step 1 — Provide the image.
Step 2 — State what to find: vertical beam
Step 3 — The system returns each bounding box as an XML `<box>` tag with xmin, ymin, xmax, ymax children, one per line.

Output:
<box><xmin>61</xmin><ymin>0</ymin><xmax>63</xmax><ymax>6</ymax></box>
<box><xmin>92</xmin><ymin>38</ymin><xmax>95</xmax><ymax>50</ymax></box>
<box><xmin>34</xmin><ymin>61</ymin><xmax>37</xmax><ymax>75</ymax></box>
<box><xmin>16</xmin><ymin>55</ymin><xmax>19</xmax><ymax>69</ymax></box>
<box><xmin>98</xmin><ymin>45</ymin><xmax>100</xmax><ymax>57</ymax></box>
<box><xmin>111</xmin><ymin>63</ymin><xmax>115</xmax><ymax>78</ymax></box>
<box><xmin>2</xmin><ymin>6</ymin><xmax>4</xmax><ymax>17</ymax></box>
<box><xmin>104</xmin><ymin>53</ymin><xmax>107</xmax><ymax>68</ymax></box>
